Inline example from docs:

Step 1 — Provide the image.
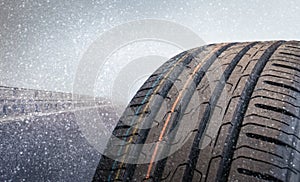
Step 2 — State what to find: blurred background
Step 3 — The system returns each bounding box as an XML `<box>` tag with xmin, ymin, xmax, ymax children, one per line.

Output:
<box><xmin>1</xmin><ymin>0</ymin><xmax>299</xmax><ymax>94</ymax></box>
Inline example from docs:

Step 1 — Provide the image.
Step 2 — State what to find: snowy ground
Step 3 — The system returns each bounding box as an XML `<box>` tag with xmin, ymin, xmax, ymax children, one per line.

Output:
<box><xmin>0</xmin><ymin>86</ymin><xmax>118</xmax><ymax>181</ymax></box>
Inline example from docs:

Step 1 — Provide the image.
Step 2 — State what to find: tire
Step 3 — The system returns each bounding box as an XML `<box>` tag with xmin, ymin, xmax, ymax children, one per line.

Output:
<box><xmin>93</xmin><ymin>41</ymin><xmax>300</xmax><ymax>182</ymax></box>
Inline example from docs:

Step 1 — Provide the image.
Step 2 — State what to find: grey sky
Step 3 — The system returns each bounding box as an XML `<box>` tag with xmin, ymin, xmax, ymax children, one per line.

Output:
<box><xmin>0</xmin><ymin>0</ymin><xmax>299</xmax><ymax>94</ymax></box>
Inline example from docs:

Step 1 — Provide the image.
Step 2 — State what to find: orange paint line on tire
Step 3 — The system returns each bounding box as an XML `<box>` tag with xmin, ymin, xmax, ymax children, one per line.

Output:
<box><xmin>145</xmin><ymin>45</ymin><xmax>224</xmax><ymax>179</ymax></box>
<box><xmin>114</xmin><ymin>54</ymin><xmax>189</xmax><ymax>180</ymax></box>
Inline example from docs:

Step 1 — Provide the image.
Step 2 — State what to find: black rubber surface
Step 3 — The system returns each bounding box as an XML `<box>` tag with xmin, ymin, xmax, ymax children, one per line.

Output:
<box><xmin>93</xmin><ymin>41</ymin><xmax>300</xmax><ymax>182</ymax></box>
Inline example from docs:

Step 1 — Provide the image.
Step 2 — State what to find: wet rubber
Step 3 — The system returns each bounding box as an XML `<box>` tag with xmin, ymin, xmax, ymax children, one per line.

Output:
<box><xmin>93</xmin><ymin>41</ymin><xmax>300</xmax><ymax>182</ymax></box>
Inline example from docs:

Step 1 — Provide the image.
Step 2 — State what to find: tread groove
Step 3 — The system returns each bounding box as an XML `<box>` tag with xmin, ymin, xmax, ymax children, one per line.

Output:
<box><xmin>286</xmin><ymin>45</ymin><xmax>300</xmax><ymax>50</ymax></box>
<box><xmin>233</xmin><ymin>156</ymin><xmax>299</xmax><ymax>174</ymax></box>
<box><xmin>260</xmin><ymin>74</ymin><xmax>300</xmax><ymax>84</ymax></box>
<box><xmin>122</xmin><ymin>44</ymin><xmax>231</xmax><ymax>180</ymax></box>
<box><xmin>94</xmin><ymin>46</ymin><xmax>200</xmax><ymax>181</ymax></box>
<box><xmin>279</xmin><ymin>51</ymin><xmax>300</xmax><ymax>58</ymax></box>
<box><xmin>215</xmin><ymin>41</ymin><xmax>285</xmax><ymax>182</ymax></box>
<box><xmin>265</xmin><ymin>68</ymin><xmax>300</xmax><ymax>80</ymax></box>
<box><xmin>272</xmin><ymin>63</ymin><xmax>300</xmax><ymax>74</ymax></box>
<box><xmin>251</xmin><ymin>95</ymin><xmax>300</xmax><ymax>108</ymax></box>
<box><xmin>235</xmin><ymin>145</ymin><xmax>283</xmax><ymax>159</ymax></box>
<box><xmin>237</xmin><ymin>168</ymin><xmax>283</xmax><ymax>182</ymax></box>
<box><xmin>245</xmin><ymin>133</ymin><xmax>300</xmax><ymax>153</ymax></box>
<box><xmin>263</xmin><ymin>80</ymin><xmax>300</xmax><ymax>94</ymax></box>
<box><xmin>242</xmin><ymin>122</ymin><xmax>300</xmax><ymax>141</ymax></box>
<box><xmin>254</xmin><ymin>103</ymin><xmax>300</xmax><ymax>119</ymax></box>
<box><xmin>254</xmin><ymin>88</ymin><xmax>297</xmax><ymax>100</ymax></box>
<box><xmin>245</xmin><ymin>113</ymin><xmax>289</xmax><ymax>126</ymax></box>
<box><xmin>92</xmin><ymin>41</ymin><xmax>300</xmax><ymax>182</ymax></box>
<box><xmin>152</xmin><ymin>43</ymin><xmax>238</xmax><ymax>181</ymax></box>
<box><xmin>182</xmin><ymin>42</ymin><xmax>258</xmax><ymax>181</ymax></box>
<box><xmin>270</xmin><ymin>58</ymin><xmax>300</xmax><ymax>66</ymax></box>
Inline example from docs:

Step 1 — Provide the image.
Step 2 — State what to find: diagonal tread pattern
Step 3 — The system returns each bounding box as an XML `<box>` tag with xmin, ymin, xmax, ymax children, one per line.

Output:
<box><xmin>93</xmin><ymin>41</ymin><xmax>300</xmax><ymax>182</ymax></box>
